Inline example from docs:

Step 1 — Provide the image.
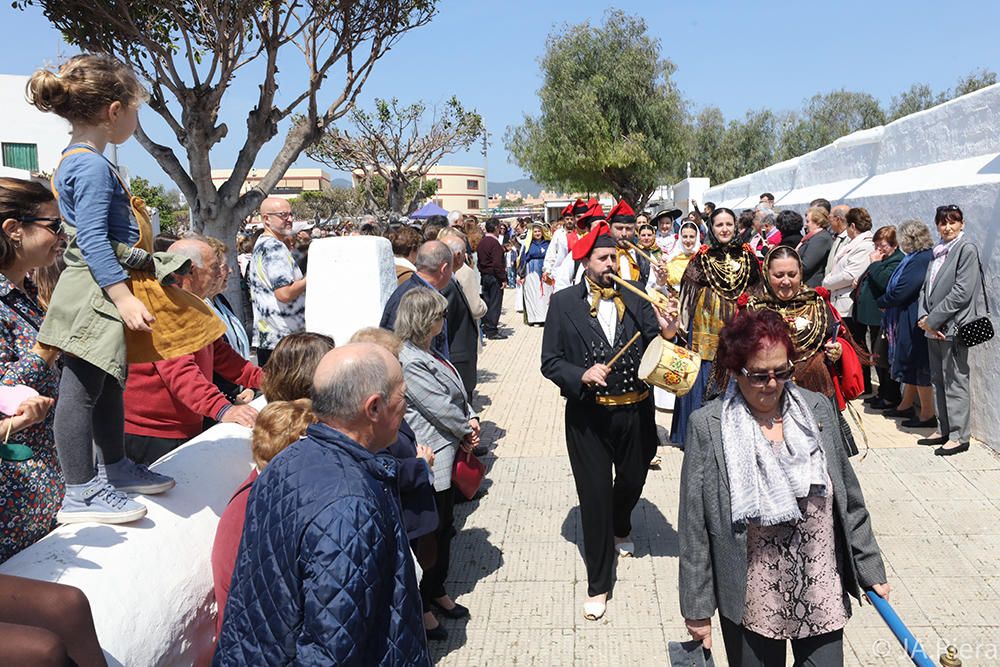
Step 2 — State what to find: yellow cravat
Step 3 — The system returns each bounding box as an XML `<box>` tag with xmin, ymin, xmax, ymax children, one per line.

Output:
<box><xmin>586</xmin><ymin>278</ymin><xmax>625</xmax><ymax>321</ymax></box>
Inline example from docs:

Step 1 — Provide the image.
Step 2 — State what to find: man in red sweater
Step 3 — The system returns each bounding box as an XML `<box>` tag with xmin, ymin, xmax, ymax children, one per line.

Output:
<box><xmin>124</xmin><ymin>238</ymin><xmax>263</xmax><ymax>465</ymax></box>
<box><xmin>477</xmin><ymin>218</ymin><xmax>507</xmax><ymax>340</ymax></box>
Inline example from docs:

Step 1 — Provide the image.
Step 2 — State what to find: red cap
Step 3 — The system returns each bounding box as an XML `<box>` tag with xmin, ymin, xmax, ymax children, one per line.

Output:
<box><xmin>607</xmin><ymin>200</ymin><xmax>636</xmax><ymax>225</ymax></box>
<box><xmin>571</xmin><ymin>221</ymin><xmax>615</xmax><ymax>261</ymax></box>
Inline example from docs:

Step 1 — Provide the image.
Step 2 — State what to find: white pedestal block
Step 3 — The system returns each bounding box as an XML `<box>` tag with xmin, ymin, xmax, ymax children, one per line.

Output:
<box><xmin>305</xmin><ymin>236</ymin><xmax>397</xmax><ymax>346</ymax></box>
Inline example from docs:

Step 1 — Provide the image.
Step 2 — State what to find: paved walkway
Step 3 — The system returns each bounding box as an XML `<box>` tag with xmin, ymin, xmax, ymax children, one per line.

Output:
<box><xmin>432</xmin><ymin>291</ymin><xmax>1000</xmax><ymax>666</ymax></box>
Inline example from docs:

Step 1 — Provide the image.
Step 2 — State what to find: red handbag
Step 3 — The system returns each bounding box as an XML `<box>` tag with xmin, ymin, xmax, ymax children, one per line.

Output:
<box><xmin>452</xmin><ymin>449</ymin><xmax>485</xmax><ymax>500</ymax></box>
<box><xmin>831</xmin><ymin>334</ymin><xmax>865</xmax><ymax>410</ymax></box>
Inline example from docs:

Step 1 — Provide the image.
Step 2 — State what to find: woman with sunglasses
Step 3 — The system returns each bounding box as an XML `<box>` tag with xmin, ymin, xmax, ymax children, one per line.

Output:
<box><xmin>0</xmin><ymin>178</ymin><xmax>66</xmax><ymax>562</ymax></box>
<box><xmin>742</xmin><ymin>247</ymin><xmax>868</xmax><ymax>419</ymax></box>
<box><xmin>916</xmin><ymin>205</ymin><xmax>986</xmax><ymax>456</ymax></box>
<box><xmin>670</xmin><ymin>207</ymin><xmax>762</xmax><ymax>446</ymax></box>
<box><xmin>679</xmin><ymin>308</ymin><xmax>889</xmax><ymax>666</ymax></box>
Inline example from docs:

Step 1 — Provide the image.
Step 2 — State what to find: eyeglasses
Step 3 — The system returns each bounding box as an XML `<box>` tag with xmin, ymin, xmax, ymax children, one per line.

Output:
<box><xmin>740</xmin><ymin>363</ymin><xmax>794</xmax><ymax>387</ymax></box>
<box><xmin>265</xmin><ymin>211</ymin><xmax>293</xmax><ymax>220</ymax></box>
<box><xmin>21</xmin><ymin>216</ymin><xmax>65</xmax><ymax>235</ymax></box>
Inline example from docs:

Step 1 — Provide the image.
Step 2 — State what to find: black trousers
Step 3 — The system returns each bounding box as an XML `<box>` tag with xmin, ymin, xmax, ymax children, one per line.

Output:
<box><xmin>452</xmin><ymin>359</ymin><xmax>477</xmax><ymax>401</ymax></box>
<box><xmin>480</xmin><ymin>274</ymin><xmax>502</xmax><ymax>335</ymax></box>
<box><xmin>864</xmin><ymin>323</ymin><xmax>900</xmax><ymax>404</ymax></box>
<box><xmin>720</xmin><ymin>616</ymin><xmax>844</xmax><ymax>667</ymax></box>
<box><xmin>843</xmin><ymin>317</ymin><xmax>874</xmax><ymax>396</ymax></box>
<box><xmin>565</xmin><ymin>398</ymin><xmax>652</xmax><ymax>597</ymax></box>
<box><xmin>420</xmin><ymin>487</ymin><xmax>456</xmax><ymax>606</ymax></box>
<box><xmin>256</xmin><ymin>347</ymin><xmax>273</xmax><ymax>366</ymax></box>
<box><xmin>124</xmin><ymin>433</ymin><xmax>187</xmax><ymax>467</ymax></box>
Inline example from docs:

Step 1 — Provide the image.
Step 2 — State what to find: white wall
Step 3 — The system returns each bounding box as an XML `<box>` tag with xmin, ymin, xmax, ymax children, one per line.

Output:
<box><xmin>0</xmin><ymin>74</ymin><xmax>71</xmax><ymax>177</ymax></box>
<box><xmin>0</xmin><ymin>407</ymin><xmax>262</xmax><ymax>666</ymax></box>
<box><xmin>703</xmin><ymin>83</ymin><xmax>1000</xmax><ymax>445</ymax></box>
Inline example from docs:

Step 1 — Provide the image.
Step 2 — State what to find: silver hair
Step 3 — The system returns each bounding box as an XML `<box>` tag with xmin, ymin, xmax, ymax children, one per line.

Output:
<box><xmin>414</xmin><ymin>241</ymin><xmax>453</xmax><ymax>272</ymax></box>
<box><xmin>761</xmin><ymin>212</ymin><xmax>777</xmax><ymax>227</ymax></box>
<box><xmin>447</xmin><ymin>210</ymin><xmax>463</xmax><ymax>224</ymax></box>
<box><xmin>897</xmin><ymin>219</ymin><xmax>934</xmax><ymax>254</ymax></box>
<box><xmin>754</xmin><ymin>203</ymin><xmax>772</xmax><ymax>213</ymax></box>
<box><xmin>311</xmin><ymin>351</ymin><xmax>393</xmax><ymax>422</ymax></box>
<box><xmin>441</xmin><ymin>236</ymin><xmax>466</xmax><ymax>256</ymax></box>
<box><xmin>395</xmin><ymin>287</ymin><xmax>448</xmax><ymax>345</ymax></box>
<box><xmin>167</xmin><ymin>239</ymin><xmax>208</xmax><ymax>267</ymax></box>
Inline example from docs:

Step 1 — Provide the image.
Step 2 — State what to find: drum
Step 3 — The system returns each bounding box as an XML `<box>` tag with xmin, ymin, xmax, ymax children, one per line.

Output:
<box><xmin>638</xmin><ymin>337</ymin><xmax>701</xmax><ymax>397</ymax></box>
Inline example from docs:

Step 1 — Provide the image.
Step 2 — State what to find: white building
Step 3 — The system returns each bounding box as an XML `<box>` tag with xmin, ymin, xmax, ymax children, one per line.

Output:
<box><xmin>0</xmin><ymin>74</ymin><xmax>71</xmax><ymax>179</ymax></box>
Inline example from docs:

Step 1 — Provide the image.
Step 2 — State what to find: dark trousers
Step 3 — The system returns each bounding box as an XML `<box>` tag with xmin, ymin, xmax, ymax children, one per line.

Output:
<box><xmin>256</xmin><ymin>347</ymin><xmax>273</xmax><ymax>366</ymax></box>
<box><xmin>565</xmin><ymin>399</ymin><xmax>651</xmax><ymax>597</ymax></box>
<box><xmin>720</xmin><ymin>616</ymin><xmax>844</xmax><ymax>667</ymax></box>
<box><xmin>480</xmin><ymin>274</ymin><xmax>502</xmax><ymax>334</ymax></box>
<box><xmin>420</xmin><ymin>487</ymin><xmax>456</xmax><ymax>606</ymax></box>
<box><xmin>124</xmin><ymin>433</ymin><xmax>187</xmax><ymax>467</ymax></box>
<box><xmin>452</xmin><ymin>359</ymin><xmax>477</xmax><ymax>400</ymax></box>
<box><xmin>864</xmin><ymin>323</ymin><xmax>900</xmax><ymax>404</ymax></box>
<box><xmin>843</xmin><ymin>317</ymin><xmax>874</xmax><ymax>396</ymax></box>
<box><xmin>53</xmin><ymin>356</ymin><xmax>126</xmax><ymax>485</ymax></box>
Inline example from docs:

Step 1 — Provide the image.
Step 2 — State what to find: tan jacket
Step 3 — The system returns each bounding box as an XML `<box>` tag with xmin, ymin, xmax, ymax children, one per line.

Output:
<box><xmin>455</xmin><ymin>264</ymin><xmax>487</xmax><ymax>320</ymax></box>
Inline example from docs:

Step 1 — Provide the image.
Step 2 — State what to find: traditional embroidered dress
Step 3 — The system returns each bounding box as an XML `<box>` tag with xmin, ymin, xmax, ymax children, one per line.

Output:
<box><xmin>518</xmin><ymin>234</ymin><xmax>553</xmax><ymax>324</ymax></box>
<box><xmin>670</xmin><ymin>241</ymin><xmax>761</xmax><ymax>445</ymax></box>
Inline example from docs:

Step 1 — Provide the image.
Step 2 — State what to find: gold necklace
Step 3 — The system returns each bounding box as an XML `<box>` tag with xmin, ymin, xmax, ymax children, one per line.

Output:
<box><xmin>700</xmin><ymin>246</ymin><xmax>754</xmax><ymax>300</ymax></box>
<box><xmin>749</xmin><ymin>291</ymin><xmax>830</xmax><ymax>363</ymax></box>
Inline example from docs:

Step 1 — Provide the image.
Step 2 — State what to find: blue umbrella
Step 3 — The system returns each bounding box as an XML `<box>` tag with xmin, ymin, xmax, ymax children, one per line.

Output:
<box><xmin>410</xmin><ymin>202</ymin><xmax>449</xmax><ymax>219</ymax></box>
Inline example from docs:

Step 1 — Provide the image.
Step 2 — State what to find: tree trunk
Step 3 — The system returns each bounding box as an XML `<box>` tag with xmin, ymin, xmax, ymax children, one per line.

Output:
<box><xmin>388</xmin><ymin>177</ymin><xmax>408</xmax><ymax>215</ymax></box>
<box><xmin>202</xmin><ymin>208</ymin><xmax>255</xmax><ymax>333</ymax></box>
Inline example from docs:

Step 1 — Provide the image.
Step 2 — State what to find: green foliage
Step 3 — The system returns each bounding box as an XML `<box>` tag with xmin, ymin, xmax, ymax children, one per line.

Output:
<box><xmin>888</xmin><ymin>83</ymin><xmax>946</xmax><ymax>122</ymax></box>
<box><xmin>496</xmin><ymin>197</ymin><xmax>525</xmax><ymax>208</ymax></box>
<box><xmin>953</xmin><ymin>68</ymin><xmax>997</xmax><ymax>97</ymax></box>
<box><xmin>129</xmin><ymin>176</ymin><xmax>182</xmax><ymax>234</ymax></box>
<box><xmin>504</xmin><ymin>9</ymin><xmax>686</xmax><ymax>209</ymax></box>
<box><xmin>776</xmin><ymin>90</ymin><xmax>885</xmax><ymax>161</ymax></box>
<box><xmin>307</xmin><ymin>96</ymin><xmax>482</xmax><ymax>214</ymax></box>
<box><xmin>288</xmin><ymin>188</ymin><xmax>364</xmax><ymax>222</ymax></box>
<box><xmin>354</xmin><ymin>175</ymin><xmax>438</xmax><ymax>215</ymax></box>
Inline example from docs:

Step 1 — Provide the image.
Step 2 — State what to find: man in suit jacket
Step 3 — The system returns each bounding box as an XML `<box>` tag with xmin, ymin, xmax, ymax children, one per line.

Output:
<box><xmin>477</xmin><ymin>218</ymin><xmax>507</xmax><ymax>339</ymax></box>
<box><xmin>541</xmin><ymin>222</ymin><xmax>676</xmax><ymax>621</ymax></box>
<box><xmin>440</xmin><ymin>236</ymin><xmax>481</xmax><ymax>399</ymax></box>
<box><xmin>381</xmin><ymin>240</ymin><xmax>453</xmax><ymax>359</ymax></box>
<box><xmin>917</xmin><ymin>208</ymin><xmax>985</xmax><ymax>455</ymax></box>
<box><xmin>824</xmin><ymin>204</ymin><xmax>851</xmax><ymax>277</ymax></box>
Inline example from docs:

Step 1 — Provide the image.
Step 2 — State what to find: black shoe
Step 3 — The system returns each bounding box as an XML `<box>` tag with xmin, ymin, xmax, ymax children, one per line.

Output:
<box><xmin>425</xmin><ymin>624</ymin><xmax>449</xmax><ymax>641</ymax></box>
<box><xmin>902</xmin><ymin>416</ymin><xmax>938</xmax><ymax>429</ymax></box>
<box><xmin>869</xmin><ymin>398</ymin><xmax>895</xmax><ymax>410</ymax></box>
<box><xmin>863</xmin><ymin>396</ymin><xmax>879</xmax><ymax>406</ymax></box>
<box><xmin>935</xmin><ymin>442</ymin><xmax>970</xmax><ymax>456</ymax></box>
<box><xmin>917</xmin><ymin>435</ymin><xmax>949</xmax><ymax>446</ymax></box>
<box><xmin>883</xmin><ymin>407</ymin><xmax>916</xmax><ymax>419</ymax></box>
<box><xmin>431</xmin><ymin>600</ymin><xmax>470</xmax><ymax>619</ymax></box>
<box><xmin>485</xmin><ymin>332</ymin><xmax>508</xmax><ymax>340</ymax></box>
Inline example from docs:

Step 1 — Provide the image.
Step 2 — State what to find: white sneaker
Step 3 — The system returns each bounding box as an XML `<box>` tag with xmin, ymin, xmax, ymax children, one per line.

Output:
<box><xmin>57</xmin><ymin>480</ymin><xmax>147</xmax><ymax>524</ymax></box>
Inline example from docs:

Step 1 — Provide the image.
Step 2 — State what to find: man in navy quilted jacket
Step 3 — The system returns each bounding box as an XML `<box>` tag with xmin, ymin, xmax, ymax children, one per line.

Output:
<box><xmin>214</xmin><ymin>343</ymin><xmax>431</xmax><ymax>666</ymax></box>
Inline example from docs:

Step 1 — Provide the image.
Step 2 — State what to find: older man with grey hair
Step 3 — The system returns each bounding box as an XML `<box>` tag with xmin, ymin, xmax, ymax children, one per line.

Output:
<box><xmin>437</xmin><ymin>233</ymin><xmax>485</xmax><ymax>401</ymax></box>
<box><xmin>216</xmin><ymin>343</ymin><xmax>430</xmax><ymax>665</ymax></box>
<box><xmin>380</xmin><ymin>240</ymin><xmax>454</xmax><ymax>358</ymax></box>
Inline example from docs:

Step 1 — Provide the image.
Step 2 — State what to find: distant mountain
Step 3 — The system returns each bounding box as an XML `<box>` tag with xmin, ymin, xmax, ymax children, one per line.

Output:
<box><xmin>488</xmin><ymin>178</ymin><xmax>546</xmax><ymax>198</ymax></box>
<box><xmin>331</xmin><ymin>177</ymin><xmax>353</xmax><ymax>189</ymax></box>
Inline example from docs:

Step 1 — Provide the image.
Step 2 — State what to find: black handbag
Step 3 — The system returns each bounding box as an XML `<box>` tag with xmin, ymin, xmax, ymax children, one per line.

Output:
<box><xmin>956</xmin><ymin>250</ymin><xmax>994</xmax><ymax>347</ymax></box>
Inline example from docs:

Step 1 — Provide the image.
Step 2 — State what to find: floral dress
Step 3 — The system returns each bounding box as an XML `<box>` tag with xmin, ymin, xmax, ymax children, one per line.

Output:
<box><xmin>0</xmin><ymin>275</ymin><xmax>62</xmax><ymax>563</ymax></box>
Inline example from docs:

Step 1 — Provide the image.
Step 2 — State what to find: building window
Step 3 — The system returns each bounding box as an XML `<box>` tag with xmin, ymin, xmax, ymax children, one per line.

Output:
<box><xmin>435</xmin><ymin>179</ymin><xmax>443</xmax><ymax>188</ymax></box>
<box><xmin>467</xmin><ymin>199</ymin><xmax>481</xmax><ymax>210</ymax></box>
<box><xmin>2</xmin><ymin>143</ymin><xmax>39</xmax><ymax>172</ymax></box>
<box><xmin>466</xmin><ymin>179</ymin><xmax>479</xmax><ymax>190</ymax></box>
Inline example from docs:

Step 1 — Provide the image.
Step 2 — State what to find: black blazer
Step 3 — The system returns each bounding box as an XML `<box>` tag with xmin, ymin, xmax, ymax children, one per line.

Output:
<box><xmin>800</xmin><ymin>230</ymin><xmax>834</xmax><ymax>288</ymax></box>
<box><xmin>386</xmin><ymin>419</ymin><xmax>438</xmax><ymax>541</ymax></box>
<box><xmin>380</xmin><ymin>274</ymin><xmax>448</xmax><ymax>359</ymax></box>
<box><xmin>442</xmin><ymin>279</ymin><xmax>478</xmax><ymax>365</ymax></box>
<box><xmin>541</xmin><ymin>278</ymin><xmax>662</xmax><ymax>403</ymax></box>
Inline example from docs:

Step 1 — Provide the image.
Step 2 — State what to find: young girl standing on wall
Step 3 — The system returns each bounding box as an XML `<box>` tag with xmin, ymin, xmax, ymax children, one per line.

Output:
<box><xmin>28</xmin><ymin>55</ymin><xmax>225</xmax><ymax>524</ymax></box>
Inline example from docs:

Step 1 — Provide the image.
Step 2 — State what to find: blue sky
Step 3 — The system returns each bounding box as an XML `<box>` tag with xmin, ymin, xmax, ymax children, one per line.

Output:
<box><xmin>5</xmin><ymin>0</ymin><xmax>1000</xmax><ymax>189</ymax></box>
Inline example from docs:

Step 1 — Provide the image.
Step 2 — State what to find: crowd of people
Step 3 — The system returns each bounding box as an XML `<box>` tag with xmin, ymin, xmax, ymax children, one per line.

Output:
<box><xmin>0</xmin><ymin>51</ymin><xmax>990</xmax><ymax>666</ymax></box>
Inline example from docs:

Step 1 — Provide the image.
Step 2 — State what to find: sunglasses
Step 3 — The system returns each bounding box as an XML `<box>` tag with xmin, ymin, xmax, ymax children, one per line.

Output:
<box><xmin>22</xmin><ymin>216</ymin><xmax>65</xmax><ymax>235</ymax></box>
<box><xmin>740</xmin><ymin>363</ymin><xmax>794</xmax><ymax>387</ymax></box>
<box><xmin>936</xmin><ymin>204</ymin><xmax>961</xmax><ymax>213</ymax></box>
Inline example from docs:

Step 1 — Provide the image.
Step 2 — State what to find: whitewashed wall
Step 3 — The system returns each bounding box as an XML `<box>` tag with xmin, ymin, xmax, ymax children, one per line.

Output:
<box><xmin>704</xmin><ymin>84</ymin><xmax>1000</xmax><ymax>445</ymax></box>
<box><xmin>0</xmin><ymin>75</ymin><xmax>72</xmax><ymax>178</ymax></box>
<box><xmin>0</xmin><ymin>405</ymin><xmax>262</xmax><ymax>666</ymax></box>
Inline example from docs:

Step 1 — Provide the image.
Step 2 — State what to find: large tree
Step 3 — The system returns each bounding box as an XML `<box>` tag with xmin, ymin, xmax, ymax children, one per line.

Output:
<box><xmin>777</xmin><ymin>90</ymin><xmax>885</xmax><ymax>161</ymax></box>
<box><xmin>306</xmin><ymin>96</ymin><xmax>483</xmax><ymax>215</ymax></box>
<box><xmin>504</xmin><ymin>10</ymin><xmax>686</xmax><ymax>210</ymax></box>
<box><xmin>18</xmin><ymin>0</ymin><xmax>436</xmax><ymax>302</ymax></box>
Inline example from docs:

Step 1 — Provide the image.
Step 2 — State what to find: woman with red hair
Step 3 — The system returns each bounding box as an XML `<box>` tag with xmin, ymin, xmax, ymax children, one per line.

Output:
<box><xmin>679</xmin><ymin>308</ymin><xmax>889</xmax><ymax>666</ymax></box>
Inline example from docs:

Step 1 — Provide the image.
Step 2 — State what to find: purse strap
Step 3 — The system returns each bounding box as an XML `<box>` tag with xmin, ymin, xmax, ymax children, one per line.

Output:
<box><xmin>963</xmin><ymin>245</ymin><xmax>990</xmax><ymax>315</ymax></box>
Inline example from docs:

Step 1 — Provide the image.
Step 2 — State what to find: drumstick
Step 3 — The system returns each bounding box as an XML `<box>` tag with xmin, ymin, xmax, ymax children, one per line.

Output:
<box><xmin>624</xmin><ymin>240</ymin><xmax>659</xmax><ymax>266</ymax></box>
<box><xmin>607</xmin><ymin>331</ymin><xmax>642</xmax><ymax>369</ymax></box>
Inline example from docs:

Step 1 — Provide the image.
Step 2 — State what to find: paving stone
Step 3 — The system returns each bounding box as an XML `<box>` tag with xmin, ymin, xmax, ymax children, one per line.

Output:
<box><xmin>436</xmin><ymin>291</ymin><xmax>1000</xmax><ymax>666</ymax></box>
